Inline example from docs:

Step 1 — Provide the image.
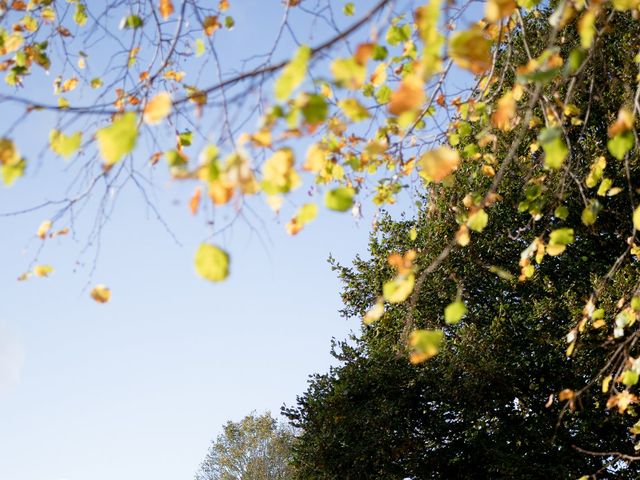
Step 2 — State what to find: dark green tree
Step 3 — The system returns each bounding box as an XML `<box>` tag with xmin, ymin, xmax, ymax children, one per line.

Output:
<box><xmin>284</xmin><ymin>7</ymin><xmax>640</xmax><ymax>479</ymax></box>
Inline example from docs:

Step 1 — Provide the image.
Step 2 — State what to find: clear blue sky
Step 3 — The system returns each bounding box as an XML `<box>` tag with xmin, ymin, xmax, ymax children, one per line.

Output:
<box><xmin>0</xmin><ymin>1</ymin><xmax>392</xmax><ymax>479</ymax></box>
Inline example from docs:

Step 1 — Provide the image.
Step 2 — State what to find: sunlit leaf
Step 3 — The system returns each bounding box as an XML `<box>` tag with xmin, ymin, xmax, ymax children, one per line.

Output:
<box><xmin>91</xmin><ymin>285</ymin><xmax>111</xmax><ymax>303</ymax></box>
<box><xmin>49</xmin><ymin>130</ymin><xmax>81</xmax><ymax>159</ymax></box>
<box><xmin>261</xmin><ymin>149</ymin><xmax>301</xmax><ymax>194</ymax></box>
<box><xmin>286</xmin><ymin>203</ymin><xmax>318</xmax><ymax>235</ymax></box>
<box><xmin>383</xmin><ymin>273</ymin><xmax>415</xmax><ymax>303</ymax></box>
<box><xmin>486</xmin><ymin>0</ymin><xmax>516</xmax><ymax>21</ymax></box>
<box><xmin>539</xmin><ymin>128</ymin><xmax>568</xmax><ymax>169</ymax></box>
<box><xmin>418</xmin><ymin>146</ymin><xmax>460</xmax><ymax>182</ymax></box>
<box><xmin>389</xmin><ymin>74</ymin><xmax>425</xmax><ymax>116</ymax></box>
<box><xmin>449</xmin><ymin>26</ymin><xmax>492</xmax><ymax>74</ymax></box>
<box><xmin>274</xmin><ymin>45</ymin><xmax>311</xmax><ymax>101</ymax></box>
<box><xmin>409</xmin><ymin>329</ymin><xmax>444</xmax><ymax>363</ymax></box>
<box><xmin>338</xmin><ymin>98</ymin><xmax>370</xmax><ymax>122</ymax></box>
<box><xmin>324</xmin><ymin>187</ymin><xmax>355</xmax><ymax>212</ymax></box>
<box><xmin>194</xmin><ymin>244</ymin><xmax>230</xmax><ymax>282</ymax></box>
<box><xmin>445</xmin><ymin>300</ymin><xmax>467</xmax><ymax>325</ymax></box>
<box><xmin>33</xmin><ymin>265</ymin><xmax>54</xmax><ymax>278</ymax></box>
<box><xmin>159</xmin><ymin>0</ymin><xmax>174</xmax><ymax>20</ymax></box>
<box><xmin>96</xmin><ymin>113</ymin><xmax>138</xmax><ymax>167</ymax></box>
<box><xmin>143</xmin><ymin>92</ymin><xmax>172</xmax><ymax>125</ymax></box>
<box><xmin>37</xmin><ymin>220</ymin><xmax>52</xmax><ymax>239</ymax></box>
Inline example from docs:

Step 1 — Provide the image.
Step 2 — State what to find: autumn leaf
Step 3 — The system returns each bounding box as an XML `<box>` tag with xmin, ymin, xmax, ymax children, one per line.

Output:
<box><xmin>449</xmin><ymin>26</ymin><xmax>493</xmax><ymax>74</ymax></box>
<box><xmin>388</xmin><ymin>74</ymin><xmax>425</xmax><ymax>116</ymax></box>
<box><xmin>418</xmin><ymin>146</ymin><xmax>460</xmax><ymax>182</ymax></box>
<box><xmin>33</xmin><ymin>265</ymin><xmax>54</xmax><ymax>277</ymax></box>
<box><xmin>189</xmin><ymin>186</ymin><xmax>202</xmax><ymax>215</ymax></box>
<box><xmin>409</xmin><ymin>329</ymin><xmax>444</xmax><ymax>363</ymax></box>
<box><xmin>37</xmin><ymin>220</ymin><xmax>52</xmax><ymax>239</ymax></box>
<box><xmin>274</xmin><ymin>45</ymin><xmax>311</xmax><ymax>101</ymax></box>
<box><xmin>91</xmin><ymin>285</ymin><xmax>111</xmax><ymax>303</ymax></box>
<box><xmin>203</xmin><ymin>16</ymin><xmax>221</xmax><ymax>36</ymax></box>
<box><xmin>143</xmin><ymin>92</ymin><xmax>172</xmax><ymax>125</ymax></box>
<box><xmin>159</xmin><ymin>0</ymin><xmax>174</xmax><ymax>20</ymax></box>
<box><xmin>49</xmin><ymin>130</ymin><xmax>82</xmax><ymax>158</ymax></box>
<box><xmin>261</xmin><ymin>149</ymin><xmax>301</xmax><ymax>194</ymax></box>
<box><xmin>96</xmin><ymin>113</ymin><xmax>138</xmax><ymax>167</ymax></box>
<box><xmin>194</xmin><ymin>244</ymin><xmax>230</xmax><ymax>282</ymax></box>
<box><xmin>486</xmin><ymin>0</ymin><xmax>516</xmax><ymax>22</ymax></box>
<box><xmin>286</xmin><ymin>203</ymin><xmax>318</xmax><ymax>235</ymax></box>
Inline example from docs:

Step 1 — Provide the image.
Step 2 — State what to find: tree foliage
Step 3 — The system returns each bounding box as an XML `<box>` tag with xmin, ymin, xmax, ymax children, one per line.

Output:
<box><xmin>195</xmin><ymin>412</ymin><xmax>294</xmax><ymax>480</ymax></box>
<box><xmin>4</xmin><ymin>0</ymin><xmax>640</xmax><ymax>472</ymax></box>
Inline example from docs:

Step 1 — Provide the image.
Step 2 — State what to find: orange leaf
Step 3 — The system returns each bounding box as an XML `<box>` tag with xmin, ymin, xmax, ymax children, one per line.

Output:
<box><xmin>143</xmin><ymin>92</ymin><xmax>172</xmax><ymax>125</ymax></box>
<box><xmin>203</xmin><ymin>16</ymin><xmax>220</xmax><ymax>36</ymax></box>
<box><xmin>90</xmin><ymin>285</ymin><xmax>111</xmax><ymax>303</ymax></box>
<box><xmin>189</xmin><ymin>186</ymin><xmax>202</xmax><ymax>215</ymax></box>
<box><xmin>159</xmin><ymin>0</ymin><xmax>174</xmax><ymax>20</ymax></box>
<box><xmin>388</xmin><ymin>74</ymin><xmax>425</xmax><ymax>116</ymax></box>
<box><xmin>37</xmin><ymin>220</ymin><xmax>52</xmax><ymax>239</ymax></box>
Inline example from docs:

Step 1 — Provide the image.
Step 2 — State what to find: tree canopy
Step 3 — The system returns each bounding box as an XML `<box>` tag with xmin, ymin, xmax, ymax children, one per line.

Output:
<box><xmin>4</xmin><ymin>0</ymin><xmax>640</xmax><ymax>474</ymax></box>
<box><xmin>195</xmin><ymin>412</ymin><xmax>295</xmax><ymax>480</ymax></box>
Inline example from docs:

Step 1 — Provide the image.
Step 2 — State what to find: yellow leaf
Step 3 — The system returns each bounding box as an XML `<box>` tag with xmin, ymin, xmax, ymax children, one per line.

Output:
<box><xmin>261</xmin><ymin>149</ymin><xmax>301</xmax><ymax>194</ymax></box>
<box><xmin>143</xmin><ymin>92</ymin><xmax>172</xmax><ymax>125</ymax></box>
<box><xmin>415</xmin><ymin>0</ymin><xmax>444</xmax><ymax>78</ymax></box>
<box><xmin>285</xmin><ymin>203</ymin><xmax>318</xmax><ymax>236</ymax></box>
<box><xmin>33</xmin><ymin>265</ymin><xmax>54</xmax><ymax>277</ymax></box>
<box><xmin>194</xmin><ymin>244</ymin><xmax>230</xmax><ymax>282</ymax></box>
<box><xmin>364</xmin><ymin>298</ymin><xmax>384</xmax><ymax>325</ymax></box>
<box><xmin>61</xmin><ymin>77</ymin><xmax>78</xmax><ymax>93</ymax></box>
<box><xmin>383</xmin><ymin>273</ymin><xmax>415</xmax><ymax>303</ymax></box>
<box><xmin>388</xmin><ymin>74</ymin><xmax>425</xmax><ymax>116</ymax></box>
<box><xmin>303</xmin><ymin>144</ymin><xmax>328</xmax><ymax>172</ymax></box>
<box><xmin>37</xmin><ymin>220</ymin><xmax>52</xmax><ymax>239</ymax></box>
<box><xmin>49</xmin><ymin>130</ymin><xmax>82</xmax><ymax>159</ymax></box>
<box><xmin>418</xmin><ymin>146</ymin><xmax>460</xmax><ymax>182</ymax></box>
<box><xmin>486</xmin><ymin>0</ymin><xmax>516</xmax><ymax>22</ymax></box>
<box><xmin>409</xmin><ymin>329</ymin><xmax>444</xmax><ymax>363</ymax></box>
<box><xmin>96</xmin><ymin>113</ymin><xmax>138</xmax><ymax>167</ymax></box>
<box><xmin>91</xmin><ymin>285</ymin><xmax>111</xmax><ymax>303</ymax></box>
<box><xmin>578</xmin><ymin>10</ymin><xmax>595</xmax><ymax>49</ymax></box>
<box><xmin>491</xmin><ymin>91</ymin><xmax>516</xmax><ymax>131</ymax></box>
<box><xmin>0</xmin><ymin>138</ymin><xmax>20</xmax><ymax>166</ymax></box>
<box><xmin>274</xmin><ymin>45</ymin><xmax>311</xmax><ymax>101</ymax></box>
<box><xmin>449</xmin><ymin>26</ymin><xmax>492</xmax><ymax>74</ymax></box>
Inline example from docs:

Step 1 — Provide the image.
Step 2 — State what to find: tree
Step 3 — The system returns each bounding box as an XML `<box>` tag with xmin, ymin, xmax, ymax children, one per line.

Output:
<box><xmin>283</xmin><ymin>6</ymin><xmax>640</xmax><ymax>479</ymax></box>
<box><xmin>195</xmin><ymin>412</ymin><xmax>295</xmax><ymax>480</ymax></box>
<box><xmin>4</xmin><ymin>0</ymin><xmax>640</xmax><ymax>472</ymax></box>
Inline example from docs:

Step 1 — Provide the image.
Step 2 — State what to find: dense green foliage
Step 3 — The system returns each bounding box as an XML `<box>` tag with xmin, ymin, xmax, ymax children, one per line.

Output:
<box><xmin>284</xmin><ymin>8</ymin><xmax>640</xmax><ymax>479</ymax></box>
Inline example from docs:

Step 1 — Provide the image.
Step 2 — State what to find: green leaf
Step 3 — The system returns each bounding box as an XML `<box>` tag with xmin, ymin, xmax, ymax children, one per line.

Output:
<box><xmin>178</xmin><ymin>130</ymin><xmax>193</xmax><ymax>147</ymax></box>
<box><xmin>554</xmin><ymin>205</ymin><xmax>569</xmax><ymax>220</ymax></box>
<box><xmin>383</xmin><ymin>274</ymin><xmax>415</xmax><ymax>303</ymax></box>
<box><xmin>1</xmin><ymin>159</ymin><xmax>25</xmax><ymax>186</ymax></box>
<box><xmin>74</xmin><ymin>3</ymin><xmax>88</xmax><ymax>26</ymax></box>
<box><xmin>49</xmin><ymin>130</ymin><xmax>81</xmax><ymax>159</ymax></box>
<box><xmin>122</xmin><ymin>15</ymin><xmax>143</xmax><ymax>29</ymax></box>
<box><xmin>96</xmin><ymin>112</ymin><xmax>138</xmax><ymax>166</ymax></box>
<box><xmin>325</xmin><ymin>187</ymin><xmax>355</xmax><ymax>212</ymax></box>
<box><xmin>539</xmin><ymin>128</ymin><xmax>568</xmax><ymax>169</ymax></box>
<box><xmin>607</xmin><ymin>132</ymin><xmax>635</xmax><ymax>160</ymax></box>
<box><xmin>581</xmin><ymin>199</ymin><xmax>601</xmax><ymax>226</ymax></box>
<box><xmin>301</xmin><ymin>94</ymin><xmax>328</xmax><ymax>124</ymax></box>
<box><xmin>338</xmin><ymin>98</ymin><xmax>370</xmax><ymax>122</ymax></box>
<box><xmin>549</xmin><ymin>228</ymin><xmax>574</xmax><ymax>245</ymax></box>
<box><xmin>274</xmin><ymin>45</ymin><xmax>311</xmax><ymax>101</ymax></box>
<box><xmin>622</xmin><ymin>370</ymin><xmax>639</xmax><ymax>387</ymax></box>
<box><xmin>467</xmin><ymin>209</ymin><xmax>488</xmax><ymax>232</ymax></box>
<box><xmin>224</xmin><ymin>16</ymin><xmax>235</xmax><ymax>29</ymax></box>
<box><xmin>194</xmin><ymin>244</ymin><xmax>230</xmax><ymax>282</ymax></box>
<box><xmin>343</xmin><ymin>2</ymin><xmax>355</xmax><ymax>16</ymax></box>
<box><xmin>445</xmin><ymin>300</ymin><xmax>467</xmax><ymax>325</ymax></box>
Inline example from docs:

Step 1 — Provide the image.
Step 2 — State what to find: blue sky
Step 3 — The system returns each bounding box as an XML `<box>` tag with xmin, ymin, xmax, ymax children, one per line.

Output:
<box><xmin>0</xmin><ymin>1</ymin><xmax>389</xmax><ymax>479</ymax></box>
